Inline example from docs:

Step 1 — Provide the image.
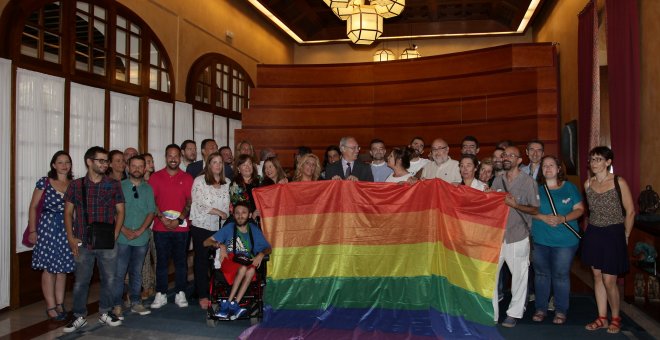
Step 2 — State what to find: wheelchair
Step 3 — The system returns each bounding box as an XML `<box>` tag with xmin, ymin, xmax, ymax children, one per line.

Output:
<box><xmin>205</xmin><ymin>248</ymin><xmax>268</xmax><ymax>327</ymax></box>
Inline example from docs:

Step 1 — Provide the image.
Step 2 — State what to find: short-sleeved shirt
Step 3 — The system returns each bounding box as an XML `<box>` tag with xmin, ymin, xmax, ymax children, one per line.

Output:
<box><xmin>532</xmin><ymin>181</ymin><xmax>582</xmax><ymax>248</ymax></box>
<box><xmin>119</xmin><ymin>179</ymin><xmax>157</xmax><ymax>246</ymax></box>
<box><xmin>491</xmin><ymin>171</ymin><xmax>540</xmax><ymax>243</ymax></box>
<box><xmin>149</xmin><ymin>168</ymin><xmax>194</xmax><ymax>233</ymax></box>
<box><xmin>407</xmin><ymin>158</ymin><xmax>430</xmax><ymax>176</ymax></box>
<box><xmin>371</xmin><ymin>162</ymin><xmax>394</xmax><ymax>182</ymax></box>
<box><xmin>64</xmin><ymin>176</ymin><xmax>125</xmax><ymax>246</ymax></box>
<box><xmin>420</xmin><ymin>158</ymin><xmax>461</xmax><ymax>184</ymax></box>
<box><xmin>211</xmin><ymin>222</ymin><xmax>271</xmax><ymax>257</ymax></box>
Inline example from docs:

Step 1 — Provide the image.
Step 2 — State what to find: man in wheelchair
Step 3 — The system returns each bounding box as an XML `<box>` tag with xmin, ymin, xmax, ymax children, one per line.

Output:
<box><xmin>203</xmin><ymin>201</ymin><xmax>271</xmax><ymax>320</ymax></box>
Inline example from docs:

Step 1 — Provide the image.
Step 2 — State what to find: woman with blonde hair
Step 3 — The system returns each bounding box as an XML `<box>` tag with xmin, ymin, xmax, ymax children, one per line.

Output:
<box><xmin>293</xmin><ymin>153</ymin><xmax>321</xmax><ymax>182</ymax></box>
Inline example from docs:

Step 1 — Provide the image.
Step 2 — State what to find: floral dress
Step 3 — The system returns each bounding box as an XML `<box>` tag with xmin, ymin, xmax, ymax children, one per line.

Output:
<box><xmin>229</xmin><ymin>178</ymin><xmax>261</xmax><ymax>213</ymax></box>
<box><xmin>31</xmin><ymin>177</ymin><xmax>75</xmax><ymax>273</ymax></box>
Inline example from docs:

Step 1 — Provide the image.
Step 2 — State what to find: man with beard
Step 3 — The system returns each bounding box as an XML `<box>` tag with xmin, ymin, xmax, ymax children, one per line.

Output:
<box><xmin>418</xmin><ymin>138</ymin><xmax>461</xmax><ymax>183</ymax></box>
<box><xmin>490</xmin><ymin>145</ymin><xmax>539</xmax><ymax>328</ymax></box>
<box><xmin>492</xmin><ymin>147</ymin><xmax>505</xmax><ymax>178</ymax></box>
<box><xmin>186</xmin><ymin>139</ymin><xmax>217</xmax><ymax>178</ymax></box>
<box><xmin>179</xmin><ymin>140</ymin><xmax>197</xmax><ymax>171</ymax></box>
<box><xmin>521</xmin><ymin>140</ymin><xmax>544</xmax><ymax>180</ymax></box>
<box><xmin>149</xmin><ymin>144</ymin><xmax>193</xmax><ymax>309</ymax></box>
<box><xmin>407</xmin><ymin>136</ymin><xmax>430</xmax><ymax>176</ymax></box>
<box><xmin>63</xmin><ymin>146</ymin><xmax>125</xmax><ymax>332</ymax></box>
<box><xmin>369</xmin><ymin>139</ymin><xmax>392</xmax><ymax>182</ymax></box>
<box><xmin>461</xmin><ymin>135</ymin><xmax>480</xmax><ymax>156</ymax></box>
<box><xmin>113</xmin><ymin>155</ymin><xmax>156</xmax><ymax>318</ymax></box>
<box><xmin>220</xmin><ymin>146</ymin><xmax>234</xmax><ymax>180</ymax></box>
<box><xmin>203</xmin><ymin>202</ymin><xmax>271</xmax><ymax>320</ymax></box>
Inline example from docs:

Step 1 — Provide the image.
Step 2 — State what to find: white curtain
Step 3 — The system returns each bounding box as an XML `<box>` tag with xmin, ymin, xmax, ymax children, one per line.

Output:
<box><xmin>0</xmin><ymin>58</ymin><xmax>12</xmax><ymax>308</ymax></box>
<box><xmin>69</xmin><ymin>83</ymin><xmax>105</xmax><ymax>178</ymax></box>
<box><xmin>193</xmin><ymin>109</ymin><xmax>213</xmax><ymax>160</ymax></box>
<box><xmin>148</xmin><ymin>99</ymin><xmax>173</xmax><ymax>170</ymax></box>
<box><xmin>109</xmin><ymin>92</ymin><xmax>139</xmax><ymax>152</ymax></box>
<box><xmin>15</xmin><ymin>68</ymin><xmax>65</xmax><ymax>253</ymax></box>
<box><xmin>214</xmin><ymin>115</ymin><xmax>228</xmax><ymax>148</ymax></box>
<box><xmin>174</xmin><ymin>101</ymin><xmax>193</xmax><ymax>146</ymax></box>
<box><xmin>228</xmin><ymin>118</ymin><xmax>242</xmax><ymax>151</ymax></box>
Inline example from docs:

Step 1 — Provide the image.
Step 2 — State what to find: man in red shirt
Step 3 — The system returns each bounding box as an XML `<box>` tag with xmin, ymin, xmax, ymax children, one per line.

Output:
<box><xmin>148</xmin><ymin>144</ymin><xmax>194</xmax><ymax>309</ymax></box>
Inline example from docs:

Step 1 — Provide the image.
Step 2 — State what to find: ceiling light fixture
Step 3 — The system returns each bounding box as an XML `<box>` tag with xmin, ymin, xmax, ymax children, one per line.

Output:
<box><xmin>326</xmin><ymin>0</ymin><xmax>405</xmax><ymax>45</ymax></box>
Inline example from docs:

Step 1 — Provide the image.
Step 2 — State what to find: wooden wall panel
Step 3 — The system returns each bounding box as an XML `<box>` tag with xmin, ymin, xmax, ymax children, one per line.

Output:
<box><xmin>238</xmin><ymin>43</ymin><xmax>560</xmax><ymax>169</ymax></box>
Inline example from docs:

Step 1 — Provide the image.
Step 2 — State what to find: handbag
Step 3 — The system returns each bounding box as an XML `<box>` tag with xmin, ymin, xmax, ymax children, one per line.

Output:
<box><xmin>232</xmin><ymin>223</ymin><xmax>255</xmax><ymax>266</ymax></box>
<box><xmin>22</xmin><ymin>178</ymin><xmax>49</xmax><ymax>247</ymax></box>
<box><xmin>82</xmin><ymin>180</ymin><xmax>116</xmax><ymax>249</ymax></box>
<box><xmin>542</xmin><ymin>184</ymin><xmax>582</xmax><ymax>239</ymax></box>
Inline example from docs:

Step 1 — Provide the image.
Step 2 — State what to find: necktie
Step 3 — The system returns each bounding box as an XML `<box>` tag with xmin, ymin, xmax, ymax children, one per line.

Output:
<box><xmin>345</xmin><ymin>162</ymin><xmax>352</xmax><ymax>178</ymax></box>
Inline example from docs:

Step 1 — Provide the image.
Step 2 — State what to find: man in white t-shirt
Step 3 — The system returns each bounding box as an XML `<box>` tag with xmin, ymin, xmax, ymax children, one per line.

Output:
<box><xmin>407</xmin><ymin>136</ymin><xmax>430</xmax><ymax>176</ymax></box>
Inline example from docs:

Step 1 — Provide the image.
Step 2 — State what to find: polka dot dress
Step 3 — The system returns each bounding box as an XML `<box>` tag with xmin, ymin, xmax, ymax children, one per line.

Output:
<box><xmin>31</xmin><ymin>177</ymin><xmax>75</xmax><ymax>273</ymax></box>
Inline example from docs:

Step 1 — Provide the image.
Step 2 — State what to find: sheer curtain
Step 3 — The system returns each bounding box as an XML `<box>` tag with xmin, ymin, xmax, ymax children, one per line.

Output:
<box><xmin>228</xmin><ymin>118</ymin><xmax>242</xmax><ymax>151</ymax></box>
<box><xmin>109</xmin><ymin>92</ymin><xmax>139</xmax><ymax>152</ymax></box>
<box><xmin>0</xmin><ymin>58</ymin><xmax>11</xmax><ymax>308</ymax></box>
<box><xmin>194</xmin><ymin>109</ymin><xmax>213</xmax><ymax>160</ymax></box>
<box><xmin>69</xmin><ymin>83</ymin><xmax>105</xmax><ymax>178</ymax></box>
<box><xmin>214</xmin><ymin>115</ymin><xmax>228</xmax><ymax>147</ymax></box>
<box><xmin>174</xmin><ymin>101</ymin><xmax>193</xmax><ymax>145</ymax></box>
<box><xmin>16</xmin><ymin>68</ymin><xmax>65</xmax><ymax>253</ymax></box>
<box><xmin>148</xmin><ymin>99</ymin><xmax>173</xmax><ymax>170</ymax></box>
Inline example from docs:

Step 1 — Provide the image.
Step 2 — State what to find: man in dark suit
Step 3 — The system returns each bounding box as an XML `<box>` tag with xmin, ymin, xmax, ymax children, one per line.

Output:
<box><xmin>324</xmin><ymin>136</ymin><xmax>374</xmax><ymax>182</ymax></box>
<box><xmin>186</xmin><ymin>138</ymin><xmax>218</xmax><ymax>178</ymax></box>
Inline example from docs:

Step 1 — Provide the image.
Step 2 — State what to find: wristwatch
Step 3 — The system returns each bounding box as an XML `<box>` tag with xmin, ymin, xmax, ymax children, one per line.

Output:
<box><xmin>177</xmin><ymin>218</ymin><xmax>184</xmax><ymax>225</ymax></box>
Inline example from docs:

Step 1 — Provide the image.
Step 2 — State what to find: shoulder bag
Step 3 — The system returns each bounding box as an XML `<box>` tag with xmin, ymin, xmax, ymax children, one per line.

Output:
<box><xmin>22</xmin><ymin>178</ymin><xmax>49</xmax><ymax>247</ymax></box>
<box><xmin>542</xmin><ymin>184</ymin><xmax>582</xmax><ymax>239</ymax></box>
<box><xmin>82</xmin><ymin>180</ymin><xmax>116</xmax><ymax>249</ymax></box>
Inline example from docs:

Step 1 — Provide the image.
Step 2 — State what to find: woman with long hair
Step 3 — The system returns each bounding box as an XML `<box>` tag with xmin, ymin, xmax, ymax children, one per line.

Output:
<box><xmin>230</xmin><ymin>154</ymin><xmax>261</xmax><ymax>219</ymax></box>
<box><xmin>530</xmin><ymin>156</ymin><xmax>584</xmax><ymax>325</ymax></box>
<box><xmin>385</xmin><ymin>147</ymin><xmax>414</xmax><ymax>183</ymax></box>
<box><xmin>142</xmin><ymin>152</ymin><xmax>155</xmax><ymax>181</ymax></box>
<box><xmin>582</xmin><ymin>146</ymin><xmax>635</xmax><ymax>334</ymax></box>
<box><xmin>293</xmin><ymin>154</ymin><xmax>321</xmax><ymax>182</ymax></box>
<box><xmin>261</xmin><ymin>156</ymin><xmax>288</xmax><ymax>186</ymax></box>
<box><xmin>460</xmin><ymin>154</ymin><xmax>488</xmax><ymax>191</ymax></box>
<box><xmin>320</xmin><ymin>145</ymin><xmax>341</xmax><ymax>180</ymax></box>
<box><xmin>106</xmin><ymin>150</ymin><xmax>126</xmax><ymax>181</ymax></box>
<box><xmin>190</xmin><ymin>152</ymin><xmax>230</xmax><ymax>309</ymax></box>
<box><xmin>29</xmin><ymin>150</ymin><xmax>75</xmax><ymax>320</ymax></box>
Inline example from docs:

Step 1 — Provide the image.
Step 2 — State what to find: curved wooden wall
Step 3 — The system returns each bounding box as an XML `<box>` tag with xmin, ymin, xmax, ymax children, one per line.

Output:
<box><xmin>236</xmin><ymin>43</ymin><xmax>559</xmax><ymax>168</ymax></box>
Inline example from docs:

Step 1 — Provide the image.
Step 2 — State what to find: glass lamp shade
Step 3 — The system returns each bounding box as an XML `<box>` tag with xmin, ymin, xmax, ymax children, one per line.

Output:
<box><xmin>324</xmin><ymin>0</ymin><xmax>351</xmax><ymax>8</ymax></box>
<box><xmin>346</xmin><ymin>6</ymin><xmax>383</xmax><ymax>45</ymax></box>
<box><xmin>375</xmin><ymin>0</ymin><xmax>405</xmax><ymax>18</ymax></box>
<box><xmin>400</xmin><ymin>47</ymin><xmax>421</xmax><ymax>59</ymax></box>
<box><xmin>373</xmin><ymin>49</ymin><xmax>396</xmax><ymax>61</ymax></box>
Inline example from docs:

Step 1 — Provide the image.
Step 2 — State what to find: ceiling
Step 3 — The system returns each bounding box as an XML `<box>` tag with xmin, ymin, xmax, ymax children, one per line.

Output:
<box><xmin>247</xmin><ymin>0</ymin><xmax>546</xmax><ymax>44</ymax></box>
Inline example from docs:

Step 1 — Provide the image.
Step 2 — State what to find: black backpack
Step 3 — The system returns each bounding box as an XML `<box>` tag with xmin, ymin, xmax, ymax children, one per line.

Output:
<box><xmin>639</xmin><ymin>185</ymin><xmax>660</xmax><ymax>214</ymax></box>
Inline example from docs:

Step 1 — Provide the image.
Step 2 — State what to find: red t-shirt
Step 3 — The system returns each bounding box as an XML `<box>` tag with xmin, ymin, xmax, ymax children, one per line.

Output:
<box><xmin>148</xmin><ymin>168</ymin><xmax>193</xmax><ymax>232</ymax></box>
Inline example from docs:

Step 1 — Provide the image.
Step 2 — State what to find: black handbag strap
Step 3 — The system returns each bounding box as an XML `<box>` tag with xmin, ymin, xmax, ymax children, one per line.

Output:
<box><xmin>233</xmin><ymin>223</ymin><xmax>254</xmax><ymax>256</ymax></box>
<box><xmin>542</xmin><ymin>184</ymin><xmax>582</xmax><ymax>239</ymax></box>
<box><xmin>81</xmin><ymin>179</ymin><xmax>89</xmax><ymax>225</ymax></box>
<box><xmin>613</xmin><ymin>175</ymin><xmax>626</xmax><ymax>217</ymax></box>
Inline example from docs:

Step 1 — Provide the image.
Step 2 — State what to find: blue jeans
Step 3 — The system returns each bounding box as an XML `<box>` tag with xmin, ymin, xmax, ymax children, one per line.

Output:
<box><xmin>532</xmin><ymin>243</ymin><xmax>578</xmax><ymax>314</ymax></box>
<box><xmin>114</xmin><ymin>242</ymin><xmax>148</xmax><ymax>306</ymax></box>
<box><xmin>72</xmin><ymin>246</ymin><xmax>118</xmax><ymax>317</ymax></box>
<box><xmin>154</xmin><ymin>231</ymin><xmax>188</xmax><ymax>293</ymax></box>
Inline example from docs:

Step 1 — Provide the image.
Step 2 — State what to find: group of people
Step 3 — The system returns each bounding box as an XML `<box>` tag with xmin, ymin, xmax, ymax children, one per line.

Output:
<box><xmin>27</xmin><ymin>134</ymin><xmax>634</xmax><ymax>334</ymax></box>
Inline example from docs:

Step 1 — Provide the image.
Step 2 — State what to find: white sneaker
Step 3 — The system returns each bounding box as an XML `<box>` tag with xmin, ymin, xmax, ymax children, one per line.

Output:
<box><xmin>112</xmin><ymin>306</ymin><xmax>124</xmax><ymax>320</ymax></box>
<box><xmin>151</xmin><ymin>292</ymin><xmax>167</xmax><ymax>309</ymax></box>
<box><xmin>63</xmin><ymin>316</ymin><xmax>87</xmax><ymax>333</ymax></box>
<box><xmin>99</xmin><ymin>312</ymin><xmax>122</xmax><ymax>327</ymax></box>
<box><xmin>174</xmin><ymin>291</ymin><xmax>188</xmax><ymax>308</ymax></box>
<box><xmin>131</xmin><ymin>303</ymin><xmax>152</xmax><ymax>315</ymax></box>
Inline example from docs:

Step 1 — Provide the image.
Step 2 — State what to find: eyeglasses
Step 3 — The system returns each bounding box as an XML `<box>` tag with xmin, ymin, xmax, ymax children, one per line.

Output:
<box><xmin>92</xmin><ymin>158</ymin><xmax>109</xmax><ymax>164</ymax></box>
<box><xmin>344</xmin><ymin>145</ymin><xmax>360</xmax><ymax>151</ymax></box>
<box><xmin>431</xmin><ymin>146</ymin><xmax>449</xmax><ymax>152</ymax></box>
<box><xmin>132</xmin><ymin>185</ymin><xmax>139</xmax><ymax>199</ymax></box>
<box><xmin>589</xmin><ymin>156</ymin><xmax>605</xmax><ymax>163</ymax></box>
<box><xmin>502</xmin><ymin>153</ymin><xmax>520</xmax><ymax>159</ymax></box>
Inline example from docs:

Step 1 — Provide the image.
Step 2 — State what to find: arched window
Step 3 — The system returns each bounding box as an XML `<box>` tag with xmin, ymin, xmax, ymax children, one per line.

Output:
<box><xmin>186</xmin><ymin>53</ymin><xmax>253</xmax><ymax>120</ymax></box>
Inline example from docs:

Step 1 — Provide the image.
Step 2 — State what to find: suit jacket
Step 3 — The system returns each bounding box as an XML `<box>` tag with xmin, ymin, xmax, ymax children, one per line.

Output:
<box><xmin>186</xmin><ymin>160</ymin><xmax>204</xmax><ymax>179</ymax></box>
<box><xmin>324</xmin><ymin>159</ymin><xmax>374</xmax><ymax>182</ymax></box>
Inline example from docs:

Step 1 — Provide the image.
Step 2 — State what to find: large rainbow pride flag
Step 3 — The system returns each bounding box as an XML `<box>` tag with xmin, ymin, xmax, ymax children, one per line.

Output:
<box><xmin>243</xmin><ymin>179</ymin><xmax>508</xmax><ymax>339</ymax></box>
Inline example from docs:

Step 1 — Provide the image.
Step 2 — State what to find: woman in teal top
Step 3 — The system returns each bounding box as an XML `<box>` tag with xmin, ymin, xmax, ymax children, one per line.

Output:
<box><xmin>530</xmin><ymin>156</ymin><xmax>584</xmax><ymax>325</ymax></box>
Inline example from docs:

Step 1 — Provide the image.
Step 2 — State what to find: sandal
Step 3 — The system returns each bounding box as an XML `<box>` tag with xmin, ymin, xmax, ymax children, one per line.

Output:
<box><xmin>532</xmin><ymin>310</ymin><xmax>546</xmax><ymax>322</ymax></box>
<box><xmin>585</xmin><ymin>315</ymin><xmax>608</xmax><ymax>331</ymax></box>
<box><xmin>46</xmin><ymin>307</ymin><xmax>66</xmax><ymax>321</ymax></box>
<box><xmin>56</xmin><ymin>303</ymin><xmax>67</xmax><ymax>320</ymax></box>
<box><xmin>607</xmin><ymin>316</ymin><xmax>622</xmax><ymax>334</ymax></box>
<box><xmin>552</xmin><ymin>312</ymin><xmax>567</xmax><ymax>325</ymax></box>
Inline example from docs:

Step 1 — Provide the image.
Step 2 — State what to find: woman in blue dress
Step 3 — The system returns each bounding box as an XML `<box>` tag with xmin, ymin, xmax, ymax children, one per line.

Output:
<box><xmin>28</xmin><ymin>151</ymin><xmax>75</xmax><ymax>320</ymax></box>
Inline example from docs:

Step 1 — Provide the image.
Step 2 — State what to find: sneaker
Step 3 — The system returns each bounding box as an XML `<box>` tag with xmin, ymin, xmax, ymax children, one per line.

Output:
<box><xmin>174</xmin><ymin>291</ymin><xmax>188</xmax><ymax>308</ymax></box>
<box><xmin>63</xmin><ymin>316</ymin><xmax>87</xmax><ymax>333</ymax></box>
<box><xmin>151</xmin><ymin>292</ymin><xmax>167</xmax><ymax>309</ymax></box>
<box><xmin>501</xmin><ymin>316</ymin><xmax>517</xmax><ymax>328</ymax></box>
<box><xmin>214</xmin><ymin>300</ymin><xmax>230</xmax><ymax>319</ymax></box>
<box><xmin>131</xmin><ymin>303</ymin><xmax>152</xmax><ymax>316</ymax></box>
<box><xmin>548</xmin><ymin>296</ymin><xmax>556</xmax><ymax>311</ymax></box>
<box><xmin>99</xmin><ymin>312</ymin><xmax>122</xmax><ymax>327</ymax></box>
<box><xmin>229</xmin><ymin>301</ymin><xmax>247</xmax><ymax>320</ymax></box>
<box><xmin>112</xmin><ymin>306</ymin><xmax>124</xmax><ymax>320</ymax></box>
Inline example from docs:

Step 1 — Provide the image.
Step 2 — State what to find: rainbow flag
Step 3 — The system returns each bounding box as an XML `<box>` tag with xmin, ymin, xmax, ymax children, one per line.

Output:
<box><xmin>243</xmin><ymin>179</ymin><xmax>508</xmax><ymax>339</ymax></box>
